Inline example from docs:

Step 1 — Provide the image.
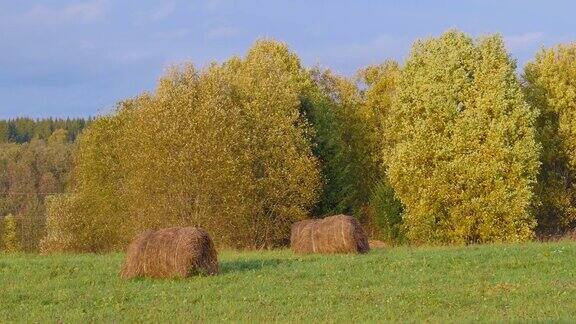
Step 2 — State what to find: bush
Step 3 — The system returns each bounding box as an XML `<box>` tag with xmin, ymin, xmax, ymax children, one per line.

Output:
<box><xmin>384</xmin><ymin>30</ymin><xmax>540</xmax><ymax>244</ymax></box>
<box><xmin>2</xmin><ymin>214</ymin><xmax>21</xmax><ymax>252</ymax></box>
<box><xmin>41</xmin><ymin>194</ymin><xmax>117</xmax><ymax>253</ymax></box>
<box><xmin>366</xmin><ymin>180</ymin><xmax>405</xmax><ymax>244</ymax></box>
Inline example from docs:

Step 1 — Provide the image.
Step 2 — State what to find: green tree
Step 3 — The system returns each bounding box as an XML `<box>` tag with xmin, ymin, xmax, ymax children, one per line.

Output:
<box><xmin>385</xmin><ymin>30</ymin><xmax>540</xmax><ymax>244</ymax></box>
<box><xmin>304</xmin><ymin>66</ymin><xmax>404</xmax><ymax>243</ymax></box>
<box><xmin>305</xmin><ymin>69</ymin><xmax>374</xmax><ymax>216</ymax></box>
<box><xmin>524</xmin><ymin>43</ymin><xmax>576</xmax><ymax>234</ymax></box>
<box><xmin>0</xmin><ymin>118</ymin><xmax>89</xmax><ymax>143</ymax></box>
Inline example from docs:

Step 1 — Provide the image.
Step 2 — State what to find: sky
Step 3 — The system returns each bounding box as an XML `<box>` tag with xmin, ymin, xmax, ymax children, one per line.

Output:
<box><xmin>1</xmin><ymin>0</ymin><xmax>575</xmax><ymax>119</ymax></box>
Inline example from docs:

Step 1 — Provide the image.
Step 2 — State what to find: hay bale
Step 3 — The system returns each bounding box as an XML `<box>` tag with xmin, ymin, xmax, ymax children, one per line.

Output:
<box><xmin>290</xmin><ymin>215</ymin><xmax>370</xmax><ymax>254</ymax></box>
<box><xmin>120</xmin><ymin>227</ymin><xmax>219</xmax><ymax>279</ymax></box>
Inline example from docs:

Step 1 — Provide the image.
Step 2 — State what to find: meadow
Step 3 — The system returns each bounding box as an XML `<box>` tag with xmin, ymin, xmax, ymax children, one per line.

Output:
<box><xmin>2</xmin><ymin>241</ymin><xmax>575</xmax><ymax>322</ymax></box>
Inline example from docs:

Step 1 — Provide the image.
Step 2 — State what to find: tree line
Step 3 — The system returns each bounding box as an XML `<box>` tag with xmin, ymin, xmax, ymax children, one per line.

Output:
<box><xmin>0</xmin><ymin>117</ymin><xmax>90</xmax><ymax>143</ymax></box>
<box><xmin>3</xmin><ymin>30</ymin><xmax>576</xmax><ymax>252</ymax></box>
<box><xmin>0</xmin><ymin>118</ymin><xmax>88</xmax><ymax>251</ymax></box>
<box><xmin>0</xmin><ymin>130</ymin><xmax>75</xmax><ymax>251</ymax></box>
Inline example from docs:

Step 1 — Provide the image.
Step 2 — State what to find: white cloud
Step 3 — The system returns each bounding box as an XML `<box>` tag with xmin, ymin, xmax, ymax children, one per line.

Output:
<box><xmin>133</xmin><ymin>2</ymin><xmax>176</xmax><ymax>26</ymax></box>
<box><xmin>505</xmin><ymin>32</ymin><xmax>544</xmax><ymax>50</ymax></box>
<box><xmin>24</xmin><ymin>0</ymin><xmax>109</xmax><ymax>24</ymax></box>
<box><xmin>206</xmin><ymin>26</ymin><xmax>238</xmax><ymax>39</ymax></box>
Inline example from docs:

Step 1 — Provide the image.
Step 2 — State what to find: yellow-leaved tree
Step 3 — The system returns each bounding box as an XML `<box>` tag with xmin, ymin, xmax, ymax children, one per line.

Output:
<box><xmin>524</xmin><ymin>43</ymin><xmax>576</xmax><ymax>234</ymax></box>
<box><xmin>359</xmin><ymin>61</ymin><xmax>405</xmax><ymax>243</ymax></box>
<box><xmin>42</xmin><ymin>40</ymin><xmax>321</xmax><ymax>252</ymax></box>
<box><xmin>384</xmin><ymin>30</ymin><xmax>540</xmax><ymax>244</ymax></box>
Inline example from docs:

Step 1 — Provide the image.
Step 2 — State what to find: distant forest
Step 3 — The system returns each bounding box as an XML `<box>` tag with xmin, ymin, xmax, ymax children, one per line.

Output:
<box><xmin>0</xmin><ymin>117</ymin><xmax>91</xmax><ymax>143</ymax></box>
<box><xmin>0</xmin><ymin>117</ymin><xmax>89</xmax><ymax>251</ymax></box>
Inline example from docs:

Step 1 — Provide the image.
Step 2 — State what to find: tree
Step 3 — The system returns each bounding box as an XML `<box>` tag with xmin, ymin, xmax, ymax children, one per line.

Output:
<box><xmin>305</xmin><ymin>69</ymin><xmax>375</xmax><ymax>216</ymax></box>
<box><xmin>304</xmin><ymin>65</ymin><xmax>405</xmax><ymax>243</ymax></box>
<box><xmin>46</xmin><ymin>115</ymin><xmax>130</xmax><ymax>252</ymax></box>
<box><xmin>359</xmin><ymin>61</ymin><xmax>405</xmax><ymax>243</ymax></box>
<box><xmin>359</xmin><ymin>61</ymin><xmax>401</xmax><ymax>165</ymax></box>
<box><xmin>385</xmin><ymin>30</ymin><xmax>540</xmax><ymax>244</ymax></box>
<box><xmin>524</xmin><ymin>43</ymin><xmax>576</xmax><ymax>234</ymax></box>
<box><xmin>44</xmin><ymin>40</ymin><xmax>321</xmax><ymax>251</ymax></box>
<box><xmin>0</xmin><ymin>118</ymin><xmax>89</xmax><ymax>143</ymax></box>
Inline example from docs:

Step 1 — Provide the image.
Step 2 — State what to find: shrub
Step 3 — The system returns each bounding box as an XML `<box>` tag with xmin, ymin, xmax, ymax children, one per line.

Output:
<box><xmin>40</xmin><ymin>193</ymin><xmax>118</xmax><ymax>252</ymax></box>
<box><xmin>366</xmin><ymin>180</ymin><xmax>405</xmax><ymax>244</ymax></box>
<box><xmin>2</xmin><ymin>214</ymin><xmax>21</xmax><ymax>252</ymax></box>
<box><xmin>384</xmin><ymin>30</ymin><xmax>540</xmax><ymax>244</ymax></box>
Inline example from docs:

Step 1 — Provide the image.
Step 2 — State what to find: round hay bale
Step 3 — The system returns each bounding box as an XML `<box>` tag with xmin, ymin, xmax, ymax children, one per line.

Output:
<box><xmin>290</xmin><ymin>215</ymin><xmax>370</xmax><ymax>254</ymax></box>
<box><xmin>120</xmin><ymin>227</ymin><xmax>219</xmax><ymax>279</ymax></box>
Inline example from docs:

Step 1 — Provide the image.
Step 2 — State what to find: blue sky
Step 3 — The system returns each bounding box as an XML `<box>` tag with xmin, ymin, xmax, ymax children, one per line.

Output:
<box><xmin>1</xmin><ymin>0</ymin><xmax>575</xmax><ymax>118</ymax></box>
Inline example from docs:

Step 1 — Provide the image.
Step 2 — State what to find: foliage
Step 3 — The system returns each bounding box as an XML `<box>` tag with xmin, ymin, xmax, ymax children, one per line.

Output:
<box><xmin>305</xmin><ymin>69</ymin><xmax>378</xmax><ymax>217</ymax></box>
<box><xmin>384</xmin><ymin>30</ymin><xmax>540</xmax><ymax>244</ymax></box>
<box><xmin>1</xmin><ymin>214</ymin><xmax>21</xmax><ymax>252</ymax></box>
<box><xmin>0</xmin><ymin>118</ymin><xmax>89</xmax><ymax>143</ymax></box>
<box><xmin>524</xmin><ymin>43</ymin><xmax>576</xmax><ymax>234</ymax></box>
<box><xmin>2</xmin><ymin>242</ymin><xmax>576</xmax><ymax>322</ymax></box>
<box><xmin>0</xmin><ymin>130</ymin><xmax>74</xmax><ymax>251</ymax></box>
<box><xmin>40</xmin><ymin>194</ymin><xmax>81</xmax><ymax>252</ymax></box>
<box><xmin>9</xmin><ymin>33</ymin><xmax>576</xmax><ymax>249</ymax></box>
<box><xmin>359</xmin><ymin>60</ymin><xmax>401</xmax><ymax>164</ymax></box>
<box><xmin>304</xmin><ymin>65</ymin><xmax>404</xmax><ymax>243</ymax></box>
<box><xmin>45</xmin><ymin>40</ymin><xmax>321</xmax><ymax>251</ymax></box>
<box><xmin>44</xmin><ymin>116</ymin><xmax>128</xmax><ymax>252</ymax></box>
<box><xmin>358</xmin><ymin>61</ymin><xmax>405</xmax><ymax>243</ymax></box>
<box><xmin>366</xmin><ymin>180</ymin><xmax>405</xmax><ymax>243</ymax></box>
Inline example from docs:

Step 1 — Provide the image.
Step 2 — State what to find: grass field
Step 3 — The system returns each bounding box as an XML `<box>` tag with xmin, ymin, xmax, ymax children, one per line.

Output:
<box><xmin>1</xmin><ymin>241</ymin><xmax>576</xmax><ymax>322</ymax></box>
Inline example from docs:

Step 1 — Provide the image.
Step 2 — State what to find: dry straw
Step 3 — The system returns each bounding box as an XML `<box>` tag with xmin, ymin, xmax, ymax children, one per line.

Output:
<box><xmin>290</xmin><ymin>215</ymin><xmax>370</xmax><ymax>254</ymax></box>
<box><xmin>120</xmin><ymin>227</ymin><xmax>219</xmax><ymax>279</ymax></box>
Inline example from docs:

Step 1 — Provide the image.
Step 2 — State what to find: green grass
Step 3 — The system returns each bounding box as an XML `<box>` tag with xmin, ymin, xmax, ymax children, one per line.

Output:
<box><xmin>1</xmin><ymin>241</ymin><xmax>575</xmax><ymax>323</ymax></box>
